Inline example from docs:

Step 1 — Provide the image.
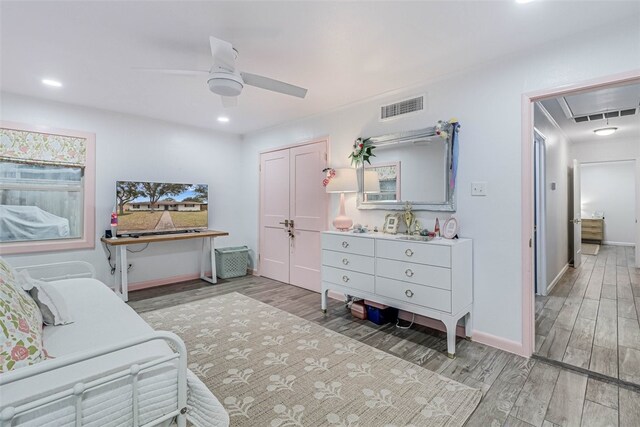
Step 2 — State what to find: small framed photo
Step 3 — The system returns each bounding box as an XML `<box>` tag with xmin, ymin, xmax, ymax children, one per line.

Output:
<box><xmin>442</xmin><ymin>217</ymin><xmax>459</xmax><ymax>239</ymax></box>
<box><xmin>383</xmin><ymin>213</ymin><xmax>401</xmax><ymax>234</ymax></box>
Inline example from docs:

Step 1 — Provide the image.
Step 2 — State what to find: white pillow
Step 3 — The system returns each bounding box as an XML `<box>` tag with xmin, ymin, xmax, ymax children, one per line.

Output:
<box><xmin>17</xmin><ymin>271</ymin><xmax>73</xmax><ymax>326</ymax></box>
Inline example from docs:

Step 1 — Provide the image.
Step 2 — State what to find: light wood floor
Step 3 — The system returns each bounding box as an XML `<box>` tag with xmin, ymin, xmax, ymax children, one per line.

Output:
<box><xmin>129</xmin><ymin>274</ymin><xmax>640</xmax><ymax>427</ymax></box>
<box><xmin>535</xmin><ymin>245</ymin><xmax>640</xmax><ymax>386</ymax></box>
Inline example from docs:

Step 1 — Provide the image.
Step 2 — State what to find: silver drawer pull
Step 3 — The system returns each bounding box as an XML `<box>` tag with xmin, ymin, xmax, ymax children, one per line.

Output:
<box><xmin>342</xmin><ymin>258</ymin><xmax>349</xmax><ymax>265</ymax></box>
<box><xmin>405</xmin><ymin>289</ymin><xmax>414</xmax><ymax>298</ymax></box>
<box><xmin>405</xmin><ymin>249</ymin><xmax>414</xmax><ymax>257</ymax></box>
<box><xmin>342</xmin><ymin>241</ymin><xmax>349</xmax><ymax>248</ymax></box>
<box><xmin>342</xmin><ymin>275</ymin><xmax>350</xmax><ymax>282</ymax></box>
<box><xmin>405</xmin><ymin>269</ymin><xmax>414</xmax><ymax>277</ymax></box>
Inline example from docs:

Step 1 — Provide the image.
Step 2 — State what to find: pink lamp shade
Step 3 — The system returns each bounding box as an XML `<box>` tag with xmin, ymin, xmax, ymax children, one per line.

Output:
<box><xmin>325</xmin><ymin>168</ymin><xmax>358</xmax><ymax>231</ymax></box>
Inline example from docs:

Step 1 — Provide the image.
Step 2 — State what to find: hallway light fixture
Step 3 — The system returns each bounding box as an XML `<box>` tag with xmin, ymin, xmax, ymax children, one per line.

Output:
<box><xmin>593</xmin><ymin>127</ymin><xmax>617</xmax><ymax>136</ymax></box>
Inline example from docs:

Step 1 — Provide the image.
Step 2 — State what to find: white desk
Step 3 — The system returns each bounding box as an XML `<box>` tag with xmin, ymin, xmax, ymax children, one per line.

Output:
<box><xmin>101</xmin><ymin>230</ymin><xmax>229</xmax><ymax>301</ymax></box>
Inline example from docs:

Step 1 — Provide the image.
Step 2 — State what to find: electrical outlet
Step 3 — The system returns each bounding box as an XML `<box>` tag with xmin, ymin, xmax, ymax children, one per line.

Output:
<box><xmin>471</xmin><ymin>182</ymin><xmax>487</xmax><ymax>196</ymax></box>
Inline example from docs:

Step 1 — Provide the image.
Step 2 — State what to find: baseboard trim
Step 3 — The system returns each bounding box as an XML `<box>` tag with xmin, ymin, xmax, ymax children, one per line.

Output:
<box><xmin>602</xmin><ymin>241</ymin><xmax>635</xmax><ymax>247</ymax></box>
<box><xmin>129</xmin><ymin>271</ymin><xmax>213</xmax><ymax>291</ymax></box>
<box><xmin>471</xmin><ymin>330</ymin><xmax>526</xmax><ymax>357</ymax></box>
<box><xmin>546</xmin><ymin>263</ymin><xmax>568</xmax><ymax>295</ymax></box>
<box><xmin>397</xmin><ymin>311</ymin><xmax>467</xmax><ymax>337</ymax></box>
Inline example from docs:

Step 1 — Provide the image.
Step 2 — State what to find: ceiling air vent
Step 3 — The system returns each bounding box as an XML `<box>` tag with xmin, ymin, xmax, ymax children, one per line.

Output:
<box><xmin>573</xmin><ymin>107</ymin><xmax>638</xmax><ymax>123</ymax></box>
<box><xmin>380</xmin><ymin>95</ymin><xmax>424</xmax><ymax>121</ymax></box>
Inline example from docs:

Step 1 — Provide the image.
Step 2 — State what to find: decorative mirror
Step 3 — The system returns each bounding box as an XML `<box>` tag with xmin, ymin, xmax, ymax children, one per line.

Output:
<box><xmin>357</xmin><ymin>122</ymin><xmax>459</xmax><ymax>211</ymax></box>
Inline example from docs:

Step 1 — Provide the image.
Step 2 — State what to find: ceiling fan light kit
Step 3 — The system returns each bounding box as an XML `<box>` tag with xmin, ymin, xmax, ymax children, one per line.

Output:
<box><xmin>207</xmin><ymin>72</ymin><xmax>244</xmax><ymax>97</ymax></box>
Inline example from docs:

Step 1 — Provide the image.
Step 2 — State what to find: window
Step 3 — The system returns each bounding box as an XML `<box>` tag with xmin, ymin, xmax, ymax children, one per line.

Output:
<box><xmin>0</xmin><ymin>123</ymin><xmax>95</xmax><ymax>254</ymax></box>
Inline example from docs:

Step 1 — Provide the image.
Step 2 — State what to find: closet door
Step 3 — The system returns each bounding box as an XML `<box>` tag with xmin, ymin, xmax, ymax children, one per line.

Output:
<box><xmin>259</xmin><ymin>149</ymin><xmax>291</xmax><ymax>283</ymax></box>
<box><xmin>259</xmin><ymin>140</ymin><xmax>327</xmax><ymax>290</ymax></box>
<box><xmin>289</xmin><ymin>142</ymin><xmax>327</xmax><ymax>292</ymax></box>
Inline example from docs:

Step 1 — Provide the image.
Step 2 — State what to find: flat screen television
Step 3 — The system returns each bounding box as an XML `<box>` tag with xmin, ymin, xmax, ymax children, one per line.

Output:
<box><xmin>115</xmin><ymin>181</ymin><xmax>208</xmax><ymax>236</ymax></box>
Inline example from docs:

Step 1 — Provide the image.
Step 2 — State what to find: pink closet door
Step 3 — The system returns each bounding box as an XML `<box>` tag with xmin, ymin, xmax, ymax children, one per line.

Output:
<box><xmin>259</xmin><ymin>140</ymin><xmax>327</xmax><ymax>291</ymax></box>
<box><xmin>289</xmin><ymin>141</ymin><xmax>327</xmax><ymax>292</ymax></box>
<box><xmin>259</xmin><ymin>149</ymin><xmax>291</xmax><ymax>283</ymax></box>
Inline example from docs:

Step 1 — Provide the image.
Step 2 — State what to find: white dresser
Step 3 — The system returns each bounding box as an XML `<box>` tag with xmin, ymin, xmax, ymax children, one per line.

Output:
<box><xmin>321</xmin><ymin>231</ymin><xmax>473</xmax><ymax>358</ymax></box>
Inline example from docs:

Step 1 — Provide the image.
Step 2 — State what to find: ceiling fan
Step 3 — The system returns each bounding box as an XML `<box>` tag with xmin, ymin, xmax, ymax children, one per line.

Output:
<box><xmin>137</xmin><ymin>36</ymin><xmax>308</xmax><ymax>107</ymax></box>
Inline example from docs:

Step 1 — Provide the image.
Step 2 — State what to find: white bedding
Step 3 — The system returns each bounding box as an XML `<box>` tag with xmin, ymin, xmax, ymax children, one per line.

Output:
<box><xmin>0</xmin><ymin>278</ymin><xmax>229</xmax><ymax>427</ymax></box>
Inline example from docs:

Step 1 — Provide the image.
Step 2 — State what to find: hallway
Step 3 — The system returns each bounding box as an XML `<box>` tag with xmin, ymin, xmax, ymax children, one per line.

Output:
<box><xmin>535</xmin><ymin>245</ymin><xmax>640</xmax><ymax>384</ymax></box>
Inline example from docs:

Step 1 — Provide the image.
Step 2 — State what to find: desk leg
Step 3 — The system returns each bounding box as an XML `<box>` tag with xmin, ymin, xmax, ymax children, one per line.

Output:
<box><xmin>118</xmin><ymin>245</ymin><xmax>128</xmax><ymax>302</ymax></box>
<box><xmin>200</xmin><ymin>237</ymin><xmax>217</xmax><ymax>284</ymax></box>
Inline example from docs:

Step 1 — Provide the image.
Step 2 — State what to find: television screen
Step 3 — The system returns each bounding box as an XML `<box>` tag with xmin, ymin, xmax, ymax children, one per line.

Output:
<box><xmin>116</xmin><ymin>181</ymin><xmax>208</xmax><ymax>236</ymax></box>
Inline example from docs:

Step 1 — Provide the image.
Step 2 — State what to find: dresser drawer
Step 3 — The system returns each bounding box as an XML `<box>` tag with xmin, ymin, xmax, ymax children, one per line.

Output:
<box><xmin>376</xmin><ymin>258</ymin><xmax>451</xmax><ymax>290</ymax></box>
<box><xmin>322</xmin><ymin>250</ymin><xmax>374</xmax><ymax>274</ymax></box>
<box><xmin>376</xmin><ymin>239</ymin><xmax>450</xmax><ymax>268</ymax></box>
<box><xmin>322</xmin><ymin>266</ymin><xmax>374</xmax><ymax>293</ymax></box>
<box><xmin>322</xmin><ymin>233</ymin><xmax>374</xmax><ymax>257</ymax></box>
<box><xmin>376</xmin><ymin>276</ymin><xmax>451</xmax><ymax>312</ymax></box>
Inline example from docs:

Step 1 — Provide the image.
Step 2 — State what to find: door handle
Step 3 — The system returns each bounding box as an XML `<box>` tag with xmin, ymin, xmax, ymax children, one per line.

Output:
<box><xmin>405</xmin><ymin>289</ymin><xmax>414</xmax><ymax>298</ymax></box>
<box><xmin>279</xmin><ymin>220</ymin><xmax>289</xmax><ymax>227</ymax></box>
<box><xmin>289</xmin><ymin>220</ymin><xmax>294</xmax><ymax>229</ymax></box>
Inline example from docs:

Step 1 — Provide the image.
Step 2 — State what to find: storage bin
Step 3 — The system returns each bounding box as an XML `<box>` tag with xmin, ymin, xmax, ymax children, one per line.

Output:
<box><xmin>350</xmin><ymin>300</ymin><xmax>367</xmax><ymax>320</ymax></box>
<box><xmin>365</xmin><ymin>303</ymin><xmax>398</xmax><ymax>325</ymax></box>
<box><xmin>214</xmin><ymin>246</ymin><xmax>249</xmax><ymax>279</ymax></box>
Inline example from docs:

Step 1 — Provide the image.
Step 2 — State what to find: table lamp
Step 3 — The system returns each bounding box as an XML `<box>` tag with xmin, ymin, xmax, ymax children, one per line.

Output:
<box><xmin>325</xmin><ymin>168</ymin><xmax>358</xmax><ymax>231</ymax></box>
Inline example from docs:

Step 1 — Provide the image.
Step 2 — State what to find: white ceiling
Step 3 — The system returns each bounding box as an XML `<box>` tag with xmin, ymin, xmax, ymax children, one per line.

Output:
<box><xmin>2</xmin><ymin>1</ymin><xmax>640</xmax><ymax>135</ymax></box>
<box><xmin>539</xmin><ymin>82</ymin><xmax>640</xmax><ymax>143</ymax></box>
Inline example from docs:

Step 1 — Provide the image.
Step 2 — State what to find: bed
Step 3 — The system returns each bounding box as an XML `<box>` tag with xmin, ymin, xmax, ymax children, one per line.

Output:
<box><xmin>0</xmin><ymin>261</ymin><xmax>229</xmax><ymax>427</ymax></box>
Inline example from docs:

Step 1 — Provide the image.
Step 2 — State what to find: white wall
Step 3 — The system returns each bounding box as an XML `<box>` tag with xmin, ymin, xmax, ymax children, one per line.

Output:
<box><xmin>0</xmin><ymin>92</ymin><xmax>246</xmax><ymax>287</ymax></box>
<box><xmin>241</xmin><ymin>18</ymin><xmax>640</xmax><ymax>345</ymax></box>
<box><xmin>534</xmin><ymin>104</ymin><xmax>570</xmax><ymax>289</ymax></box>
<box><xmin>580</xmin><ymin>161</ymin><xmax>636</xmax><ymax>245</ymax></box>
<box><xmin>572</xmin><ymin>136</ymin><xmax>639</xmax><ymax>248</ymax></box>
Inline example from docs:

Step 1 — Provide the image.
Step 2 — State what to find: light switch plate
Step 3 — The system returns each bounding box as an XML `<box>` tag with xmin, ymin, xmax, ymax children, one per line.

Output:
<box><xmin>471</xmin><ymin>181</ymin><xmax>487</xmax><ymax>196</ymax></box>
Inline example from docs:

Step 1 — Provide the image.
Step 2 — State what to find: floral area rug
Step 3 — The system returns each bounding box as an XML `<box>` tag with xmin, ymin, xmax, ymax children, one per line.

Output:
<box><xmin>141</xmin><ymin>292</ymin><xmax>482</xmax><ymax>426</ymax></box>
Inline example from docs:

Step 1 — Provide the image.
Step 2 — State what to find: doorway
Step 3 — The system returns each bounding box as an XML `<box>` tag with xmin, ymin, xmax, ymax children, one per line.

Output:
<box><xmin>259</xmin><ymin>140</ymin><xmax>328</xmax><ymax>292</ymax></box>
<box><xmin>527</xmin><ymin>76</ymin><xmax>640</xmax><ymax>385</ymax></box>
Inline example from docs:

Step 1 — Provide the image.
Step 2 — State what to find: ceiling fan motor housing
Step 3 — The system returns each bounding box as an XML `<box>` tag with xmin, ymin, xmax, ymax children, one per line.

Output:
<box><xmin>207</xmin><ymin>71</ymin><xmax>243</xmax><ymax>96</ymax></box>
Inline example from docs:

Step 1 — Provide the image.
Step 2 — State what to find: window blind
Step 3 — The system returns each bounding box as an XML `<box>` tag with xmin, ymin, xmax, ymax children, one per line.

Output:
<box><xmin>0</xmin><ymin>127</ymin><xmax>87</xmax><ymax>167</ymax></box>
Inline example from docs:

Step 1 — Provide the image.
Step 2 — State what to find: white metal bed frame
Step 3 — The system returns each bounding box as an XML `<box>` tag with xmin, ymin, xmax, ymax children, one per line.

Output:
<box><xmin>1</xmin><ymin>261</ymin><xmax>188</xmax><ymax>427</ymax></box>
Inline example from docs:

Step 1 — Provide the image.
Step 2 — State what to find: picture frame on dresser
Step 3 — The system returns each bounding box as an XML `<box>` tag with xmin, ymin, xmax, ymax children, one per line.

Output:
<box><xmin>383</xmin><ymin>213</ymin><xmax>400</xmax><ymax>234</ymax></box>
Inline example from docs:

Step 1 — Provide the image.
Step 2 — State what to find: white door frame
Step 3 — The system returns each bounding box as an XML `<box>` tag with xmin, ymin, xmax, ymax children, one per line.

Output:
<box><xmin>521</xmin><ymin>69</ymin><xmax>640</xmax><ymax>358</ymax></box>
<box><xmin>533</xmin><ymin>129</ymin><xmax>548</xmax><ymax>296</ymax></box>
<box><xmin>257</xmin><ymin>137</ymin><xmax>330</xmax><ymax>276</ymax></box>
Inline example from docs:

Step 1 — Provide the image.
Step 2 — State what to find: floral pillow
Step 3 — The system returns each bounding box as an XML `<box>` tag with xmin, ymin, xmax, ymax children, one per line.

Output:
<box><xmin>0</xmin><ymin>257</ymin><xmax>45</xmax><ymax>372</ymax></box>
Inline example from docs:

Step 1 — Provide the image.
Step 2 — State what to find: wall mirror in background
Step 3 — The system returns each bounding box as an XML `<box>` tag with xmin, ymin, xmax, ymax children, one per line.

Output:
<box><xmin>357</xmin><ymin>123</ymin><xmax>458</xmax><ymax>211</ymax></box>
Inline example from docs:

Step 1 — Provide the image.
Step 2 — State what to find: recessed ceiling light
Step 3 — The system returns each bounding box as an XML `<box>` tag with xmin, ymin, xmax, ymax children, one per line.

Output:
<box><xmin>593</xmin><ymin>127</ymin><xmax>617</xmax><ymax>136</ymax></box>
<box><xmin>217</xmin><ymin>116</ymin><xmax>230</xmax><ymax>123</ymax></box>
<box><xmin>42</xmin><ymin>78</ymin><xmax>62</xmax><ymax>88</ymax></box>
<box><xmin>515</xmin><ymin>0</ymin><xmax>535</xmax><ymax>3</ymax></box>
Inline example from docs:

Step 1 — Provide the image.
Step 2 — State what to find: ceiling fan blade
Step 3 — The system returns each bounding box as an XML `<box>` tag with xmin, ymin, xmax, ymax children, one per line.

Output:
<box><xmin>240</xmin><ymin>72</ymin><xmax>307</xmax><ymax>98</ymax></box>
<box><xmin>209</xmin><ymin>36</ymin><xmax>236</xmax><ymax>71</ymax></box>
<box><xmin>133</xmin><ymin>67</ymin><xmax>209</xmax><ymax>76</ymax></box>
<box><xmin>221</xmin><ymin>96</ymin><xmax>238</xmax><ymax>108</ymax></box>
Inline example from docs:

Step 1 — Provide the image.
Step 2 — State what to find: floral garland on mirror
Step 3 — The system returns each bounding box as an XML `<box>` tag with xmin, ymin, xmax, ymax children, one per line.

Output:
<box><xmin>348</xmin><ymin>137</ymin><xmax>375</xmax><ymax>166</ymax></box>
